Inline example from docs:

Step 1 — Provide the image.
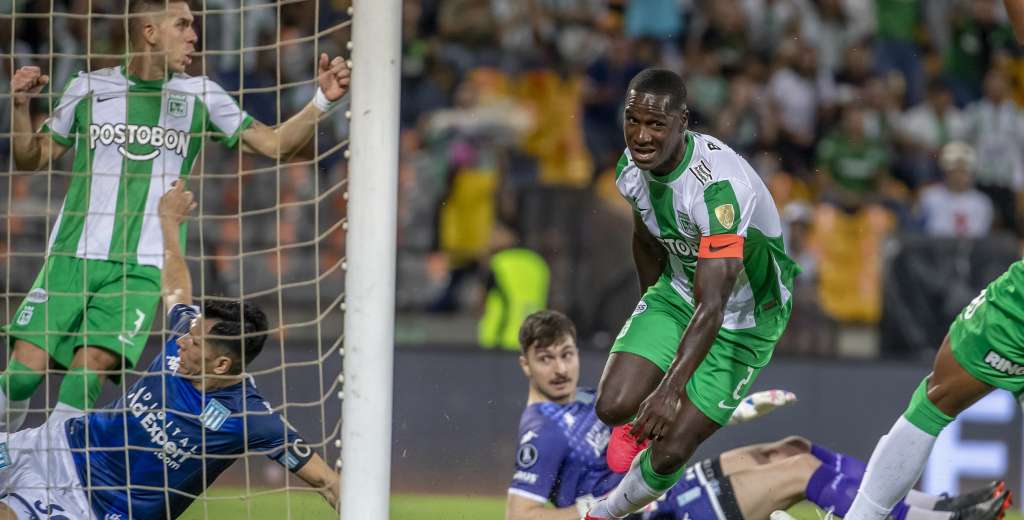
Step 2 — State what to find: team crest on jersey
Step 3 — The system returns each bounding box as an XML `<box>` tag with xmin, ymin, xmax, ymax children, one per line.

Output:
<box><xmin>16</xmin><ymin>306</ymin><xmax>34</xmax><ymax>326</ymax></box>
<box><xmin>167</xmin><ymin>95</ymin><xmax>188</xmax><ymax>117</ymax></box>
<box><xmin>200</xmin><ymin>399</ymin><xmax>231</xmax><ymax>431</ymax></box>
<box><xmin>26</xmin><ymin>288</ymin><xmax>47</xmax><ymax>303</ymax></box>
<box><xmin>714</xmin><ymin>204</ymin><xmax>735</xmax><ymax>229</ymax></box>
<box><xmin>517</xmin><ymin>443</ymin><xmax>538</xmax><ymax>468</ymax></box>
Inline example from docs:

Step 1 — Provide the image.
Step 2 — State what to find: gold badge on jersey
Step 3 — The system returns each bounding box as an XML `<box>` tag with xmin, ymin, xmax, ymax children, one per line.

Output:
<box><xmin>715</xmin><ymin>204</ymin><xmax>735</xmax><ymax>229</ymax></box>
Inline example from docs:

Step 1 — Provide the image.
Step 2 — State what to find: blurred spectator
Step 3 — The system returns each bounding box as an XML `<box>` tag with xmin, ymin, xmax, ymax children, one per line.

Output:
<box><xmin>963</xmin><ymin>69</ymin><xmax>1024</xmax><ymax>233</ymax></box>
<box><xmin>768</xmin><ymin>40</ymin><xmax>836</xmax><ymax>176</ymax></box>
<box><xmin>815</xmin><ymin>104</ymin><xmax>891</xmax><ymax>210</ymax></box>
<box><xmin>833</xmin><ymin>42</ymin><xmax>876</xmax><ymax>104</ymax></box>
<box><xmin>918</xmin><ymin>142</ymin><xmax>994</xmax><ymax>238</ymax></box>
<box><xmin>714</xmin><ymin>74</ymin><xmax>777</xmax><ymax>155</ymax></box>
<box><xmin>477</xmin><ymin>223</ymin><xmax>550</xmax><ymax>350</ymax></box>
<box><xmin>582</xmin><ymin>34</ymin><xmax>647</xmax><ymax>170</ymax></box>
<box><xmin>873</xmin><ymin>0</ymin><xmax>925</xmax><ymax>104</ymax></box>
<box><xmin>624</xmin><ymin>0</ymin><xmax>685</xmax><ymax>40</ymax></box>
<box><xmin>804</xmin><ymin>0</ymin><xmax>874</xmax><ymax>73</ymax></box>
<box><xmin>517</xmin><ymin>65</ymin><xmax>594</xmax><ymax>187</ymax></box>
<box><xmin>944</xmin><ymin>0</ymin><xmax>1016</xmax><ymax>105</ymax></box>
<box><xmin>897</xmin><ymin>80</ymin><xmax>967</xmax><ymax>187</ymax></box>
<box><xmin>687</xmin><ymin>0</ymin><xmax>752</xmax><ymax>75</ymax></box>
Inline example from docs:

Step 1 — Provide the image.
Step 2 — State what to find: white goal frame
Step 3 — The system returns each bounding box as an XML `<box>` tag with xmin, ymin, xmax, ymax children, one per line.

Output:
<box><xmin>340</xmin><ymin>1</ymin><xmax>401</xmax><ymax>519</ymax></box>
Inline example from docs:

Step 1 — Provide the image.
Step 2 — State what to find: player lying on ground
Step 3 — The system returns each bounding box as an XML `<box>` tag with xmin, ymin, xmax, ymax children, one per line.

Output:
<box><xmin>586</xmin><ymin>68</ymin><xmax>801</xmax><ymax>519</ymax></box>
<box><xmin>2</xmin><ymin>0</ymin><xmax>349</xmax><ymax>431</ymax></box>
<box><xmin>0</xmin><ymin>183</ymin><xmax>339</xmax><ymax>520</ymax></box>
<box><xmin>507</xmin><ymin>310</ymin><xmax>1010</xmax><ymax>520</ymax></box>
<box><xmin>844</xmin><ymin>262</ymin><xmax>1023</xmax><ymax>520</ymax></box>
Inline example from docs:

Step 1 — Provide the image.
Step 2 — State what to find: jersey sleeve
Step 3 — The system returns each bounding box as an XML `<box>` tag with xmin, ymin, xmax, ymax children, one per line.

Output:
<box><xmin>200</xmin><ymin>78</ymin><xmax>254</xmax><ymax>149</ymax></box>
<box><xmin>41</xmin><ymin>73</ymin><xmax>89</xmax><ymax>147</ymax></box>
<box><xmin>690</xmin><ymin>177</ymin><xmax>757</xmax><ymax>259</ymax></box>
<box><xmin>508</xmin><ymin>415</ymin><xmax>569</xmax><ymax>504</ymax></box>
<box><xmin>245</xmin><ymin>401</ymin><xmax>314</xmax><ymax>474</ymax></box>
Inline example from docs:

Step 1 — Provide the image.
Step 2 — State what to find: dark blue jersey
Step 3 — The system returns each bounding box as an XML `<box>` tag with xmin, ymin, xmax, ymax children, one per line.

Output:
<box><xmin>65</xmin><ymin>304</ymin><xmax>313</xmax><ymax>519</ymax></box>
<box><xmin>507</xmin><ymin>389</ymin><xmax>622</xmax><ymax>508</ymax></box>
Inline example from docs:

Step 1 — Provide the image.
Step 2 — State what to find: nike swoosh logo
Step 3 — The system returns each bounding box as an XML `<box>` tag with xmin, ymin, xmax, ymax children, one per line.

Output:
<box><xmin>718</xmin><ymin>400</ymin><xmax>736</xmax><ymax>409</ymax></box>
<box><xmin>708</xmin><ymin>242</ymin><xmax>737</xmax><ymax>253</ymax></box>
<box><xmin>96</xmin><ymin>96</ymin><xmax>118</xmax><ymax>103</ymax></box>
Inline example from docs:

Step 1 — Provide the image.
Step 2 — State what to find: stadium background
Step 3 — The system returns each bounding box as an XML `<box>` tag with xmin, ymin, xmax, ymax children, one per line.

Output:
<box><xmin>4</xmin><ymin>0</ymin><xmax>1024</xmax><ymax>518</ymax></box>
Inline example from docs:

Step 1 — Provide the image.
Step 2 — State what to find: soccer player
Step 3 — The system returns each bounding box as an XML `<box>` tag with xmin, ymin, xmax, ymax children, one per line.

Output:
<box><xmin>0</xmin><ymin>182</ymin><xmax>339</xmax><ymax>519</ymax></box>
<box><xmin>843</xmin><ymin>272</ymin><xmax>1024</xmax><ymax>518</ymax></box>
<box><xmin>508</xmin><ymin>310</ymin><xmax>1010</xmax><ymax>520</ymax></box>
<box><xmin>585</xmin><ymin>68</ymin><xmax>800</xmax><ymax>519</ymax></box>
<box><xmin>3</xmin><ymin>0</ymin><xmax>349</xmax><ymax>430</ymax></box>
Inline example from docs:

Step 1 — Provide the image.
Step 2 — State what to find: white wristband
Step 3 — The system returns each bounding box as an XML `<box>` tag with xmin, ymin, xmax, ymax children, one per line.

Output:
<box><xmin>313</xmin><ymin>87</ymin><xmax>338</xmax><ymax>113</ymax></box>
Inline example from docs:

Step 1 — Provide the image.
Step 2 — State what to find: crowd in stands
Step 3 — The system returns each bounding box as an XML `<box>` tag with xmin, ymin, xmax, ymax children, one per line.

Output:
<box><xmin>396</xmin><ymin>0</ymin><xmax>1024</xmax><ymax>356</ymax></box>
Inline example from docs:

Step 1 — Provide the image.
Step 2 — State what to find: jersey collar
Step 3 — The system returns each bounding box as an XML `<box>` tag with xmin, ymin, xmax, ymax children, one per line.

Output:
<box><xmin>643</xmin><ymin>131</ymin><xmax>694</xmax><ymax>184</ymax></box>
<box><xmin>123</xmin><ymin>65</ymin><xmax>169</xmax><ymax>90</ymax></box>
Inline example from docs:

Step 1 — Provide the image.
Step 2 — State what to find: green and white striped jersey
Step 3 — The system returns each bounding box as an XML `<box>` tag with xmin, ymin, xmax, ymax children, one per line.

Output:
<box><xmin>615</xmin><ymin>131</ymin><xmax>799</xmax><ymax>330</ymax></box>
<box><xmin>42</xmin><ymin>65</ymin><xmax>253</xmax><ymax>268</ymax></box>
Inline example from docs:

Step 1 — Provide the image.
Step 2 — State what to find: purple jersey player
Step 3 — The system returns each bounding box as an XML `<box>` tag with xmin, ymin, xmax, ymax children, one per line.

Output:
<box><xmin>506</xmin><ymin>310</ymin><xmax>1008</xmax><ymax>520</ymax></box>
<box><xmin>0</xmin><ymin>182</ymin><xmax>340</xmax><ymax>519</ymax></box>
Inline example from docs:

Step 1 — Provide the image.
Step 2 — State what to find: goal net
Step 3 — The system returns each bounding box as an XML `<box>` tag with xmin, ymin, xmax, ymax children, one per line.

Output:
<box><xmin>1</xmin><ymin>0</ymin><xmax>398</xmax><ymax>518</ymax></box>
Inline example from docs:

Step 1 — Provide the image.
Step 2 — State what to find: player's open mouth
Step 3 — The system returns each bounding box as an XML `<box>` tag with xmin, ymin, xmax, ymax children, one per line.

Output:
<box><xmin>632</xmin><ymin>148</ymin><xmax>657</xmax><ymax>162</ymax></box>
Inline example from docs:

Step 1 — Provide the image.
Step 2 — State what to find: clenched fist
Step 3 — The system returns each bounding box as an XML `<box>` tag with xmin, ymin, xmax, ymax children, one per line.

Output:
<box><xmin>11</xmin><ymin>66</ymin><xmax>49</xmax><ymax>107</ymax></box>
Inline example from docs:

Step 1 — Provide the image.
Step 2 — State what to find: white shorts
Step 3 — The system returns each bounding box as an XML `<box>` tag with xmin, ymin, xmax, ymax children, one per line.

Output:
<box><xmin>0</xmin><ymin>420</ymin><xmax>92</xmax><ymax>520</ymax></box>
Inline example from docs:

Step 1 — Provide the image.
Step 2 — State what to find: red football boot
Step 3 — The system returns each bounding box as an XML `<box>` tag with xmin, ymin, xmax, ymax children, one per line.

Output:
<box><xmin>606</xmin><ymin>423</ymin><xmax>649</xmax><ymax>473</ymax></box>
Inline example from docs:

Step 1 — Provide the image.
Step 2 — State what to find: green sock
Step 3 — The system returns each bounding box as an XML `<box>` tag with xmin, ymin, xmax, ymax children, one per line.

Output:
<box><xmin>57</xmin><ymin>367</ymin><xmax>102</xmax><ymax>410</ymax></box>
<box><xmin>0</xmin><ymin>360</ymin><xmax>44</xmax><ymax>401</ymax></box>
<box><xmin>902</xmin><ymin>377</ymin><xmax>954</xmax><ymax>437</ymax></box>
<box><xmin>638</xmin><ymin>447</ymin><xmax>686</xmax><ymax>491</ymax></box>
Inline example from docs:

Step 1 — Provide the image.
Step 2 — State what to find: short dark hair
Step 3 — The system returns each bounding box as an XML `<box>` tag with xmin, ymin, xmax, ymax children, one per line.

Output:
<box><xmin>128</xmin><ymin>0</ymin><xmax>191</xmax><ymax>47</ymax></box>
<box><xmin>627</xmin><ymin>68</ymin><xmax>688</xmax><ymax>112</ymax></box>
<box><xmin>203</xmin><ymin>299</ymin><xmax>269</xmax><ymax>374</ymax></box>
<box><xmin>519</xmin><ymin>310</ymin><xmax>577</xmax><ymax>355</ymax></box>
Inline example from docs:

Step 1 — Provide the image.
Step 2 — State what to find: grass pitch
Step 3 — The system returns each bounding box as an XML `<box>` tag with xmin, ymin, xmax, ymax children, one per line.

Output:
<box><xmin>179</xmin><ymin>490</ymin><xmax>1024</xmax><ymax>519</ymax></box>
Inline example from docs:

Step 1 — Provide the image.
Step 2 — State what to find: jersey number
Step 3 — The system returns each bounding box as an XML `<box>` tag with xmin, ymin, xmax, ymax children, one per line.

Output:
<box><xmin>963</xmin><ymin>290</ymin><xmax>987</xmax><ymax>320</ymax></box>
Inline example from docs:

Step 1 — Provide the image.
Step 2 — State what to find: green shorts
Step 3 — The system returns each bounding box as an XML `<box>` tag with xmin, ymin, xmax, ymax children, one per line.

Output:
<box><xmin>949</xmin><ymin>290</ymin><xmax>1024</xmax><ymax>398</ymax></box>
<box><xmin>611</xmin><ymin>277</ymin><xmax>790</xmax><ymax>425</ymax></box>
<box><xmin>4</xmin><ymin>256</ymin><xmax>160</xmax><ymax>373</ymax></box>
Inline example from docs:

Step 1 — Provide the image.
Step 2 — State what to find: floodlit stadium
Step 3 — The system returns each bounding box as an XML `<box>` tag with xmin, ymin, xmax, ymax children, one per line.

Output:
<box><xmin>3</xmin><ymin>1</ymin><xmax>1024</xmax><ymax>519</ymax></box>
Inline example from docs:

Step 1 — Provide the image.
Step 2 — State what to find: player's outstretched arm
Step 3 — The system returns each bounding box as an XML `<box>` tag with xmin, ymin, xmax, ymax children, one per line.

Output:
<box><xmin>632</xmin><ymin>257</ymin><xmax>743</xmax><ymax>441</ymax></box>
<box><xmin>158</xmin><ymin>181</ymin><xmax>197</xmax><ymax>309</ymax></box>
<box><xmin>11</xmin><ymin>66</ymin><xmax>68</xmax><ymax>171</ymax></box>
<box><xmin>294</xmin><ymin>452</ymin><xmax>340</xmax><ymax>511</ymax></box>
<box><xmin>239</xmin><ymin>53</ymin><xmax>350</xmax><ymax>160</ymax></box>
<box><xmin>505</xmin><ymin>494</ymin><xmax>585</xmax><ymax>520</ymax></box>
<box><xmin>1006</xmin><ymin>0</ymin><xmax>1024</xmax><ymax>41</ymax></box>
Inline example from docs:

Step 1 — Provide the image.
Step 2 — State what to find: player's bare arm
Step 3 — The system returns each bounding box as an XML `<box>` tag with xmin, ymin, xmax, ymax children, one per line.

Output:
<box><xmin>10</xmin><ymin>66</ymin><xmax>68</xmax><ymax>171</ymax></box>
<box><xmin>632</xmin><ymin>211</ymin><xmax>668</xmax><ymax>293</ymax></box>
<box><xmin>294</xmin><ymin>452</ymin><xmax>341</xmax><ymax>511</ymax></box>
<box><xmin>1005</xmin><ymin>0</ymin><xmax>1024</xmax><ymax>41</ymax></box>
<box><xmin>240</xmin><ymin>53</ymin><xmax>350</xmax><ymax>160</ymax></box>
<box><xmin>631</xmin><ymin>256</ymin><xmax>744</xmax><ymax>441</ymax></box>
<box><xmin>505</xmin><ymin>494</ymin><xmax>582</xmax><ymax>520</ymax></box>
<box><xmin>158</xmin><ymin>181</ymin><xmax>197</xmax><ymax>309</ymax></box>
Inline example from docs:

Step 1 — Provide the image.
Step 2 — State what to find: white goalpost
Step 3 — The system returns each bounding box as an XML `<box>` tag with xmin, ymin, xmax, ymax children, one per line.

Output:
<box><xmin>341</xmin><ymin>0</ymin><xmax>401</xmax><ymax>519</ymax></box>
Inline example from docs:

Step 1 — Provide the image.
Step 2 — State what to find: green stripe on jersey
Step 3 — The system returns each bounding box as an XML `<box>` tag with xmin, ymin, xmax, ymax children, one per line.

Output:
<box><xmin>615</xmin><ymin>153</ymin><xmax>629</xmax><ymax>180</ymax></box>
<box><xmin>109</xmin><ymin>82</ymin><xmax>163</xmax><ymax>263</ymax></box>
<box><xmin>703</xmin><ymin>180</ymin><xmax>741</xmax><ymax>235</ymax></box>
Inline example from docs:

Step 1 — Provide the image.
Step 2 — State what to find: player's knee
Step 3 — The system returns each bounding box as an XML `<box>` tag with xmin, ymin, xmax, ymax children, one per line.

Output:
<box><xmin>72</xmin><ymin>346</ymin><xmax>121</xmax><ymax>371</ymax></box>
<box><xmin>594</xmin><ymin>392</ymin><xmax>636</xmax><ymax>426</ymax></box>
<box><xmin>649</xmin><ymin>444</ymin><xmax>689</xmax><ymax>475</ymax></box>
<box><xmin>778</xmin><ymin>435</ymin><xmax>811</xmax><ymax>454</ymax></box>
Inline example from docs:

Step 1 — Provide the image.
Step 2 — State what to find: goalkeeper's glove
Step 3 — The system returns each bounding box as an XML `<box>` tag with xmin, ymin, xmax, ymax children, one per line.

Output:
<box><xmin>727</xmin><ymin>389</ymin><xmax>797</xmax><ymax>425</ymax></box>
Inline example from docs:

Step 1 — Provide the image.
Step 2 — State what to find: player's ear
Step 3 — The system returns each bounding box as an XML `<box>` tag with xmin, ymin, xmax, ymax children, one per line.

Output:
<box><xmin>518</xmin><ymin>355</ymin><xmax>531</xmax><ymax>378</ymax></box>
<box><xmin>212</xmin><ymin>354</ymin><xmax>233</xmax><ymax>375</ymax></box>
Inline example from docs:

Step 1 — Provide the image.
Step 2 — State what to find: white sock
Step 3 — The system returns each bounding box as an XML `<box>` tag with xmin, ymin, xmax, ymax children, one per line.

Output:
<box><xmin>0</xmin><ymin>388</ymin><xmax>30</xmax><ymax>432</ymax></box>
<box><xmin>904</xmin><ymin>490</ymin><xmax>940</xmax><ymax>509</ymax></box>
<box><xmin>589</xmin><ymin>453</ymin><xmax>665</xmax><ymax>518</ymax></box>
<box><xmin>47</xmin><ymin>402</ymin><xmax>85</xmax><ymax>425</ymax></box>
<box><xmin>847</xmin><ymin>417</ymin><xmax>938</xmax><ymax>520</ymax></box>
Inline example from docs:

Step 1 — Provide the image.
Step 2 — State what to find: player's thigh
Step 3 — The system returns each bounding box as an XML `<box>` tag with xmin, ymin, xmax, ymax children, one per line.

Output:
<box><xmin>77</xmin><ymin>262</ymin><xmax>161</xmax><ymax>373</ymax></box>
<box><xmin>0</xmin><ymin>502</ymin><xmax>17</xmax><ymax>520</ymax></box>
<box><xmin>4</xmin><ymin>256</ymin><xmax>88</xmax><ymax>365</ymax></box>
<box><xmin>730</xmin><ymin>453</ymin><xmax>820</xmax><ymax>520</ymax></box>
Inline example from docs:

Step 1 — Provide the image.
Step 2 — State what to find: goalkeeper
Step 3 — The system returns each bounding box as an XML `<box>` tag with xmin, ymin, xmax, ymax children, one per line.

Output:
<box><xmin>0</xmin><ymin>182</ymin><xmax>340</xmax><ymax>519</ymax></box>
<box><xmin>505</xmin><ymin>311</ymin><xmax>1008</xmax><ymax>520</ymax></box>
<box><xmin>3</xmin><ymin>0</ymin><xmax>349</xmax><ymax>429</ymax></box>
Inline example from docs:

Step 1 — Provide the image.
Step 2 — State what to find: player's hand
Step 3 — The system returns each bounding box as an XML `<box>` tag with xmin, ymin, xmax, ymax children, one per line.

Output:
<box><xmin>630</xmin><ymin>383</ymin><xmax>682</xmax><ymax>442</ymax></box>
<box><xmin>317</xmin><ymin>53</ymin><xmax>351</xmax><ymax>102</ymax></box>
<box><xmin>159</xmin><ymin>180</ymin><xmax>197</xmax><ymax>225</ymax></box>
<box><xmin>726</xmin><ymin>390</ymin><xmax>797</xmax><ymax>426</ymax></box>
<box><xmin>11</xmin><ymin>66</ymin><xmax>49</xmax><ymax>107</ymax></box>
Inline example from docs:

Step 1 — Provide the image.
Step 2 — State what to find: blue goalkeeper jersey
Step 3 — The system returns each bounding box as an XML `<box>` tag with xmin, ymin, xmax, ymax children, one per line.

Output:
<box><xmin>508</xmin><ymin>389</ymin><xmax>622</xmax><ymax>508</ymax></box>
<box><xmin>64</xmin><ymin>304</ymin><xmax>312</xmax><ymax>519</ymax></box>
